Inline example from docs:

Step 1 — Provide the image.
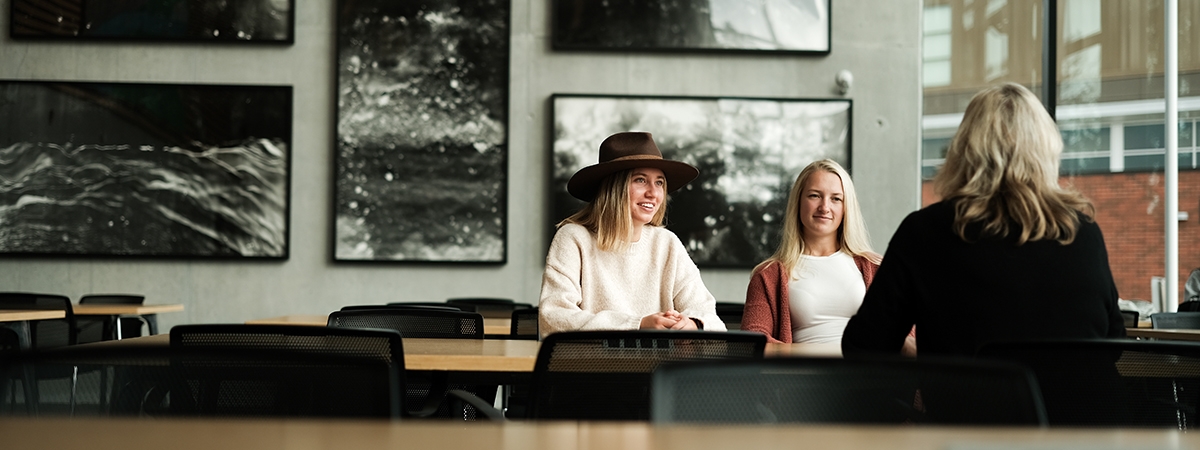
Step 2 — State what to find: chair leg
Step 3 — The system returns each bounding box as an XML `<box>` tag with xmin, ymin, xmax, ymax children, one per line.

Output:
<box><xmin>69</xmin><ymin>365</ymin><xmax>78</xmax><ymax>416</ymax></box>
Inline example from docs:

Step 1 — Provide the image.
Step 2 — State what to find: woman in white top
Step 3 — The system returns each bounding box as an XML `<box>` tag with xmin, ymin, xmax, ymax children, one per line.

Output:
<box><xmin>538</xmin><ymin>132</ymin><xmax>726</xmax><ymax>337</ymax></box>
<box><xmin>741</xmin><ymin>159</ymin><xmax>890</xmax><ymax>345</ymax></box>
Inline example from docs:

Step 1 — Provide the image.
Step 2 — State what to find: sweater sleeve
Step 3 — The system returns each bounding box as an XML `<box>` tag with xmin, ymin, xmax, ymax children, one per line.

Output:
<box><xmin>537</xmin><ymin>226</ymin><xmax>642</xmax><ymax>337</ymax></box>
<box><xmin>741</xmin><ymin>263</ymin><xmax>785</xmax><ymax>343</ymax></box>
<box><xmin>666</xmin><ymin>233</ymin><xmax>727</xmax><ymax>331</ymax></box>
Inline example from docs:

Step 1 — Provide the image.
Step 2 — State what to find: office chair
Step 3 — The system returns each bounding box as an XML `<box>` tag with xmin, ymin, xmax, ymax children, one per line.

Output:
<box><xmin>76</xmin><ymin>294</ymin><xmax>148</xmax><ymax>343</ymax></box>
<box><xmin>978</xmin><ymin>338</ymin><xmax>1200</xmax><ymax>428</ymax></box>
<box><xmin>0</xmin><ymin>341</ymin><xmax>401</xmax><ymax>419</ymax></box>
<box><xmin>510</xmin><ymin>307</ymin><xmax>538</xmax><ymax>340</ymax></box>
<box><xmin>1119</xmin><ymin>310</ymin><xmax>1140</xmax><ymax>328</ymax></box>
<box><xmin>446</xmin><ymin>298</ymin><xmax>533</xmax><ymax>318</ymax></box>
<box><xmin>651</xmin><ymin>357</ymin><xmax>1046</xmax><ymax>425</ymax></box>
<box><xmin>1150</xmin><ymin>312</ymin><xmax>1200</xmax><ymax>329</ymax></box>
<box><xmin>327</xmin><ymin>308</ymin><xmax>490</xmax><ymax>419</ymax></box>
<box><xmin>714</xmin><ymin>302</ymin><xmax>744</xmax><ymax>331</ymax></box>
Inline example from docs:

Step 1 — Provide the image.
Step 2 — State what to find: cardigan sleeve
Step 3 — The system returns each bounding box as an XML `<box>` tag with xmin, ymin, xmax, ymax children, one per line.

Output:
<box><xmin>741</xmin><ymin>262</ymin><xmax>787</xmax><ymax>343</ymax></box>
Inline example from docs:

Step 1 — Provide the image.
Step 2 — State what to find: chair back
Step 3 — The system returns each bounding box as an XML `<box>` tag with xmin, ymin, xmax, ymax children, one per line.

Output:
<box><xmin>0</xmin><ymin>292</ymin><xmax>75</xmax><ymax>347</ymax></box>
<box><xmin>342</xmin><ymin>304</ymin><xmax>460</xmax><ymax>312</ymax></box>
<box><xmin>0</xmin><ymin>342</ymin><xmax>400</xmax><ymax>419</ymax></box>
<box><xmin>528</xmin><ymin>330</ymin><xmax>766</xmax><ymax>421</ymax></box>
<box><xmin>714</xmin><ymin>302</ymin><xmax>744</xmax><ymax>330</ymax></box>
<box><xmin>1178</xmin><ymin>301</ymin><xmax>1200</xmax><ymax>312</ymax></box>
<box><xmin>387</xmin><ymin>302</ymin><xmax>474</xmax><ymax>311</ymax></box>
<box><xmin>446</xmin><ymin>298</ymin><xmax>532</xmax><ymax>318</ymax></box>
<box><xmin>1119</xmin><ymin>310</ymin><xmax>1140</xmax><ymax>327</ymax></box>
<box><xmin>978</xmin><ymin>338</ymin><xmax>1200</xmax><ymax>427</ymax></box>
<box><xmin>328</xmin><ymin>308</ymin><xmax>484</xmax><ymax>339</ymax></box>
<box><xmin>78</xmin><ymin>295</ymin><xmax>144</xmax><ymax>305</ymax></box>
<box><xmin>510</xmin><ymin>307</ymin><xmax>539</xmax><ymax>339</ymax></box>
<box><xmin>651</xmin><ymin>357</ymin><xmax>1046</xmax><ymax>425</ymax></box>
<box><xmin>1150</xmin><ymin>311</ymin><xmax>1200</xmax><ymax>329</ymax></box>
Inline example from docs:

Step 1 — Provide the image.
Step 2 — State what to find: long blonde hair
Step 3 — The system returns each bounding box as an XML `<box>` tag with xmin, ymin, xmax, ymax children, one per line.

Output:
<box><xmin>933</xmin><ymin>83</ymin><xmax>1093</xmax><ymax>245</ymax></box>
<box><xmin>559</xmin><ymin>169</ymin><xmax>668</xmax><ymax>251</ymax></box>
<box><xmin>754</xmin><ymin>159</ymin><xmax>877</xmax><ymax>277</ymax></box>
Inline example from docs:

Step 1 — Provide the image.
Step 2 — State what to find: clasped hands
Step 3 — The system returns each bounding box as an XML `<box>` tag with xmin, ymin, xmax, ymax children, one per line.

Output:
<box><xmin>639</xmin><ymin>310</ymin><xmax>698</xmax><ymax>330</ymax></box>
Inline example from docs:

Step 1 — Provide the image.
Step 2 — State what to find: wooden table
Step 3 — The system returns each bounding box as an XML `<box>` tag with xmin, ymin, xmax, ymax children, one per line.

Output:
<box><xmin>0</xmin><ymin>309</ymin><xmax>67</xmax><ymax>350</ymax></box>
<box><xmin>2</xmin><ymin>417</ymin><xmax>1195</xmax><ymax>450</ymax></box>
<box><xmin>74</xmin><ymin>304</ymin><xmax>185</xmax><ymax>339</ymax></box>
<box><xmin>247</xmin><ymin>314</ymin><xmax>512</xmax><ymax>336</ymax></box>
<box><xmin>1126</xmin><ymin>328</ymin><xmax>1200</xmax><ymax>341</ymax></box>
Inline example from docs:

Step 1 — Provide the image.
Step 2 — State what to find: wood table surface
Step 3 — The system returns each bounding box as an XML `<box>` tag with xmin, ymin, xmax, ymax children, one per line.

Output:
<box><xmin>246</xmin><ymin>314</ymin><xmax>513</xmax><ymax>335</ymax></box>
<box><xmin>73</xmin><ymin>304</ymin><xmax>185</xmax><ymax>315</ymax></box>
<box><xmin>0</xmin><ymin>309</ymin><xmax>65</xmax><ymax>322</ymax></box>
<box><xmin>2</xmin><ymin>417</ymin><xmax>1194</xmax><ymax>450</ymax></box>
<box><xmin>1125</xmin><ymin>327</ymin><xmax>1200</xmax><ymax>341</ymax></box>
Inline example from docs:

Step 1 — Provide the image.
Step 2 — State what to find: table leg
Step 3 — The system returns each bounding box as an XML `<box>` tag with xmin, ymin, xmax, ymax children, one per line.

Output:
<box><xmin>144</xmin><ymin>315</ymin><xmax>159</xmax><ymax>335</ymax></box>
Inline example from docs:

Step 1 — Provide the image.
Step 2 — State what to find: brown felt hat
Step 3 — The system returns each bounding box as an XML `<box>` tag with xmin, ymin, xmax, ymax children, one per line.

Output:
<box><xmin>567</xmin><ymin>132</ymin><xmax>699</xmax><ymax>201</ymax></box>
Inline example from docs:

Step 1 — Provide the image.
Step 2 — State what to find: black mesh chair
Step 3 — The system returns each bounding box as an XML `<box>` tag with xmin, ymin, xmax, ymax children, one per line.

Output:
<box><xmin>0</xmin><ymin>341</ymin><xmax>401</xmax><ymax>419</ymax></box>
<box><xmin>526</xmin><ymin>330</ymin><xmax>766</xmax><ymax>421</ymax></box>
<box><xmin>978</xmin><ymin>338</ymin><xmax>1200</xmax><ymax>427</ymax></box>
<box><xmin>1178</xmin><ymin>301</ymin><xmax>1200</xmax><ymax>312</ymax></box>
<box><xmin>1150</xmin><ymin>312</ymin><xmax>1200</xmax><ymax>329</ymax></box>
<box><xmin>446</xmin><ymin>298</ymin><xmax>532</xmax><ymax>318</ymax></box>
<box><xmin>1119</xmin><ymin>310</ymin><xmax>1140</xmax><ymax>328</ymax></box>
<box><xmin>76</xmin><ymin>294</ymin><xmax>148</xmax><ymax>344</ymax></box>
<box><xmin>0</xmin><ymin>292</ymin><xmax>76</xmax><ymax>349</ymax></box>
<box><xmin>651</xmin><ymin>357</ymin><xmax>1046</xmax><ymax>425</ymax></box>
<box><xmin>714</xmin><ymin>302</ymin><xmax>744</xmax><ymax>331</ymax></box>
<box><xmin>387</xmin><ymin>302</ymin><xmax>474</xmax><ymax>311</ymax></box>
<box><xmin>327</xmin><ymin>308</ymin><xmax>490</xmax><ymax>419</ymax></box>
<box><xmin>510</xmin><ymin>307</ymin><xmax>538</xmax><ymax>340</ymax></box>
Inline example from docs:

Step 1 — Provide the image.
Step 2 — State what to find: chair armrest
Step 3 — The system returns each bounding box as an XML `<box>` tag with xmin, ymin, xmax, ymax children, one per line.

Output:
<box><xmin>446</xmin><ymin>389</ymin><xmax>505</xmax><ymax>421</ymax></box>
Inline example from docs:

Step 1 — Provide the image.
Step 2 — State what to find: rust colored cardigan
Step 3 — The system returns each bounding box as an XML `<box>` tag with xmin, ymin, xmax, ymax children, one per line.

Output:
<box><xmin>741</xmin><ymin>255</ymin><xmax>878</xmax><ymax>343</ymax></box>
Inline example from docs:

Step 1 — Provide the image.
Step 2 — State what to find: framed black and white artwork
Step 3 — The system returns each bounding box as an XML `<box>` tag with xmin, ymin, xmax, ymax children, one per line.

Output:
<box><xmin>334</xmin><ymin>0</ymin><xmax>510</xmax><ymax>263</ymax></box>
<box><xmin>551</xmin><ymin>94</ymin><xmax>851</xmax><ymax>268</ymax></box>
<box><xmin>10</xmin><ymin>0</ymin><xmax>295</xmax><ymax>43</ymax></box>
<box><xmin>0</xmin><ymin>80</ymin><xmax>292</xmax><ymax>258</ymax></box>
<box><xmin>552</xmin><ymin>0</ymin><xmax>830</xmax><ymax>54</ymax></box>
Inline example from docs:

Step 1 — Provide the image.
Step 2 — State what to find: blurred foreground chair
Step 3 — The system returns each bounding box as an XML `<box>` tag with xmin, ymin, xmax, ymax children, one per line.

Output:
<box><xmin>0</xmin><ymin>340</ymin><xmax>400</xmax><ymax>419</ymax></box>
<box><xmin>1150</xmin><ymin>312</ymin><xmax>1200</xmax><ymax>329</ymax></box>
<box><xmin>517</xmin><ymin>330</ymin><xmax>765</xmax><ymax>420</ymax></box>
<box><xmin>327</xmin><ymin>308</ymin><xmax>492</xmax><ymax>419</ymax></box>
<box><xmin>651</xmin><ymin>357</ymin><xmax>1045</xmax><ymax>425</ymax></box>
<box><xmin>978</xmin><ymin>339</ymin><xmax>1200</xmax><ymax>428</ymax></box>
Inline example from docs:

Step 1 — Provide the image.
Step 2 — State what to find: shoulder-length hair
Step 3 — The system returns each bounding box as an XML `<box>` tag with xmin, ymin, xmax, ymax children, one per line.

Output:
<box><xmin>754</xmin><ymin>159</ymin><xmax>878</xmax><ymax>277</ymax></box>
<box><xmin>933</xmin><ymin>82</ymin><xmax>1093</xmax><ymax>245</ymax></box>
<box><xmin>558</xmin><ymin>169</ymin><xmax>668</xmax><ymax>251</ymax></box>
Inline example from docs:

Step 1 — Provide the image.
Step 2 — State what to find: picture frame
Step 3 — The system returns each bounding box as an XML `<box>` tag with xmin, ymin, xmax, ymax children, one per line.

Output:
<box><xmin>10</xmin><ymin>0</ymin><xmax>295</xmax><ymax>43</ymax></box>
<box><xmin>551</xmin><ymin>94</ymin><xmax>852</xmax><ymax>268</ymax></box>
<box><xmin>334</xmin><ymin>0</ymin><xmax>510</xmax><ymax>263</ymax></box>
<box><xmin>0</xmin><ymin>80</ymin><xmax>293</xmax><ymax>259</ymax></box>
<box><xmin>551</xmin><ymin>0</ymin><xmax>830</xmax><ymax>54</ymax></box>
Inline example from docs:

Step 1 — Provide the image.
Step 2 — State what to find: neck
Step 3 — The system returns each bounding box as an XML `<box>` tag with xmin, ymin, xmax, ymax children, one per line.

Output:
<box><xmin>628</xmin><ymin>224</ymin><xmax>644</xmax><ymax>243</ymax></box>
<box><xmin>803</xmin><ymin>237</ymin><xmax>840</xmax><ymax>257</ymax></box>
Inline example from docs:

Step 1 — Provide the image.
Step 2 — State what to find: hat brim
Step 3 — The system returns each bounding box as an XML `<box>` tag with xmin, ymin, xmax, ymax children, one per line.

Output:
<box><xmin>567</xmin><ymin>158</ymin><xmax>699</xmax><ymax>201</ymax></box>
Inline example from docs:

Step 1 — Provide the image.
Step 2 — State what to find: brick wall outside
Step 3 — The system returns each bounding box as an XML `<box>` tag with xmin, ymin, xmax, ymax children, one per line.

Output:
<box><xmin>919</xmin><ymin>171</ymin><xmax>1200</xmax><ymax>303</ymax></box>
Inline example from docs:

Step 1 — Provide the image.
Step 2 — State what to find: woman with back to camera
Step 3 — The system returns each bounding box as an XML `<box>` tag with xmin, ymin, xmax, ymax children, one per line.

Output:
<box><xmin>742</xmin><ymin>159</ymin><xmax>907</xmax><ymax>348</ymax></box>
<box><xmin>842</xmin><ymin>83</ymin><xmax>1125</xmax><ymax>357</ymax></box>
<box><xmin>538</xmin><ymin>131</ymin><xmax>726</xmax><ymax>338</ymax></box>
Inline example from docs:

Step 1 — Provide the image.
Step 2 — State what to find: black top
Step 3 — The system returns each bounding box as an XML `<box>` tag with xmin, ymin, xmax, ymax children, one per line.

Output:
<box><xmin>842</xmin><ymin>200</ymin><xmax>1126</xmax><ymax>357</ymax></box>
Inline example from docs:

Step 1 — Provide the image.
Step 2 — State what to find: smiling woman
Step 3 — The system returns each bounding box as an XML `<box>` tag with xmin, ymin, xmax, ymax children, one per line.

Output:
<box><xmin>538</xmin><ymin>132</ymin><xmax>727</xmax><ymax>337</ymax></box>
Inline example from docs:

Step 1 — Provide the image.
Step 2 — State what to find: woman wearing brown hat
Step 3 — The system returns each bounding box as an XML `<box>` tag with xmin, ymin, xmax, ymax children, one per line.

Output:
<box><xmin>538</xmin><ymin>131</ymin><xmax>726</xmax><ymax>337</ymax></box>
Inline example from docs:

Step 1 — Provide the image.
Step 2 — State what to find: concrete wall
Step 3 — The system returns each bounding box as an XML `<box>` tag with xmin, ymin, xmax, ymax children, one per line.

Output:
<box><xmin>0</xmin><ymin>0</ymin><xmax>921</xmax><ymax>330</ymax></box>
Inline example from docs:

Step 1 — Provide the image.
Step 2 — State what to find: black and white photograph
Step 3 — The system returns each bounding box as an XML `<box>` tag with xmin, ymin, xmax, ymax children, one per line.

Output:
<box><xmin>552</xmin><ymin>0</ymin><xmax>830</xmax><ymax>54</ymax></box>
<box><xmin>0</xmin><ymin>80</ymin><xmax>292</xmax><ymax>258</ymax></box>
<box><xmin>10</xmin><ymin>0</ymin><xmax>294</xmax><ymax>43</ymax></box>
<box><xmin>551</xmin><ymin>94</ymin><xmax>851</xmax><ymax>267</ymax></box>
<box><xmin>335</xmin><ymin>0</ymin><xmax>510</xmax><ymax>263</ymax></box>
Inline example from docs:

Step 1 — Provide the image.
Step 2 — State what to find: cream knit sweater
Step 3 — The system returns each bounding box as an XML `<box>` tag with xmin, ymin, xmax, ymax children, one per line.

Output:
<box><xmin>538</xmin><ymin>223</ymin><xmax>726</xmax><ymax>337</ymax></box>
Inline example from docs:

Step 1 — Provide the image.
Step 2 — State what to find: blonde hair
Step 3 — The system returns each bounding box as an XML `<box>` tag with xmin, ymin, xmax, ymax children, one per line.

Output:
<box><xmin>754</xmin><ymin>159</ymin><xmax>878</xmax><ymax>277</ymax></box>
<box><xmin>933</xmin><ymin>82</ymin><xmax>1093</xmax><ymax>245</ymax></box>
<box><xmin>559</xmin><ymin>169</ymin><xmax>668</xmax><ymax>251</ymax></box>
